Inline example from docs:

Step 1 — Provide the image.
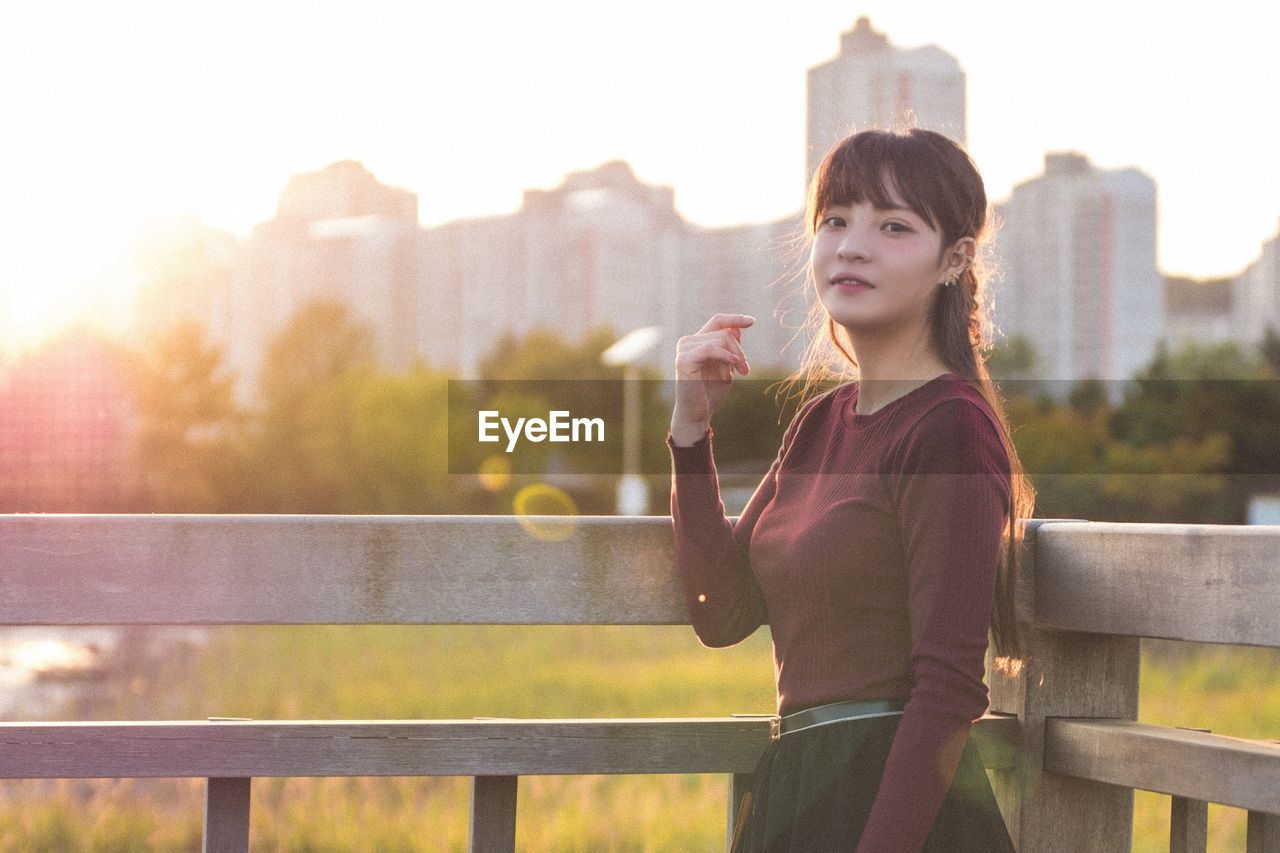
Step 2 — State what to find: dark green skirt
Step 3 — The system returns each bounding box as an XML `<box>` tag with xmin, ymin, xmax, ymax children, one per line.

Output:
<box><xmin>729</xmin><ymin>705</ymin><xmax>1016</xmax><ymax>852</ymax></box>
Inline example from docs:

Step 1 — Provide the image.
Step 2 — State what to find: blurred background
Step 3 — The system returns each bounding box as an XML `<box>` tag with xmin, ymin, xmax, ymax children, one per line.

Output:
<box><xmin>1</xmin><ymin>2</ymin><xmax>1278</xmax><ymax>849</ymax></box>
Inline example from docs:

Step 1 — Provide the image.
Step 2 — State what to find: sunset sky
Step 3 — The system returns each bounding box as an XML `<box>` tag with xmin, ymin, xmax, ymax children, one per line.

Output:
<box><xmin>2</xmin><ymin>1</ymin><xmax>1278</xmax><ymax>349</ymax></box>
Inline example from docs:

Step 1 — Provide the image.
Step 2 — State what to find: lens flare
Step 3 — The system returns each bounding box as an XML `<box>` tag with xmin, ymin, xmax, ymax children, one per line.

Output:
<box><xmin>478</xmin><ymin>455</ymin><xmax>512</xmax><ymax>492</ymax></box>
<box><xmin>512</xmin><ymin>483</ymin><xmax>579</xmax><ymax>542</ymax></box>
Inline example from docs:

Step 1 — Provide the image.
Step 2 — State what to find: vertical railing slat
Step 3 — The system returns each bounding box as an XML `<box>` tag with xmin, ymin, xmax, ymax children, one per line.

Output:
<box><xmin>203</xmin><ymin>776</ymin><xmax>251</xmax><ymax>853</ymax></box>
<box><xmin>470</xmin><ymin>774</ymin><xmax>518</xmax><ymax>853</ymax></box>
<box><xmin>1247</xmin><ymin>810</ymin><xmax>1280</xmax><ymax>853</ymax></box>
<box><xmin>988</xmin><ymin>519</ymin><xmax>1139</xmax><ymax>852</ymax></box>
<box><xmin>726</xmin><ymin>772</ymin><xmax>754</xmax><ymax>852</ymax></box>
<box><xmin>1169</xmin><ymin>796</ymin><xmax>1208</xmax><ymax>853</ymax></box>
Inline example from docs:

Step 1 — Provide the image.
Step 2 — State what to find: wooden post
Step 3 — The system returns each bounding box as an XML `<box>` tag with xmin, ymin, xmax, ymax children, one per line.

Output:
<box><xmin>1247</xmin><ymin>811</ymin><xmax>1280</xmax><ymax>853</ymax></box>
<box><xmin>987</xmin><ymin>519</ymin><xmax>1140</xmax><ymax>853</ymax></box>
<box><xmin>1170</xmin><ymin>725</ymin><xmax>1210</xmax><ymax>853</ymax></box>
<box><xmin>1170</xmin><ymin>796</ymin><xmax>1208</xmax><ymax>853</ymax></box>
<box><xmin>203</xmin><ymin>777</ymin><xmax>251</xmax><ymax>853</ymax></box>
<box><xmin>726</xmin><ymin>772</ymin><xmax>753</xmax><ymax>852</ymax></box>
<box><xmin>470</xmin><ymin>775</ymin><xmax>518</xmax><ymax>853</ymax></box>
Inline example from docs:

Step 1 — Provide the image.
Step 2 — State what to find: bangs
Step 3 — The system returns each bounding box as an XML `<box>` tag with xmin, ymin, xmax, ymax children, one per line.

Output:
<box><xmin>808</xmin><ymin>132</ymin><xmax>947</xmax><ymax>234</ymax></box>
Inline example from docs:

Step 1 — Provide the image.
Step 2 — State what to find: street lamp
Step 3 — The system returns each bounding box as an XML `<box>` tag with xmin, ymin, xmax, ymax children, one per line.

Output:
<box><xmin>601</xmin><ymin>326</ymin><xmax>662</xmax><ymax>515</ymax></box>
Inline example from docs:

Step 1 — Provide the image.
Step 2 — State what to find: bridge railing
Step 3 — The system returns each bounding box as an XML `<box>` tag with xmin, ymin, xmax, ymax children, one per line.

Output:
<box><xmin>991</xmin><ymin>519</ymin><xmax>1280</xmax><ymax>853</ymax></box>
<box><xmin>1</xmin><ymin>515</ymin><xmax>1277</xmax><ymax>851</ymax></box>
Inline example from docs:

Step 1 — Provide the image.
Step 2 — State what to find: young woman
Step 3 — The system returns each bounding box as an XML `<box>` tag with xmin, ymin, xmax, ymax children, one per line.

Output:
<box><xmin>666</xmin><ymin>127</ymin><xmax>1036</xmax><ymax>852</ymax></box>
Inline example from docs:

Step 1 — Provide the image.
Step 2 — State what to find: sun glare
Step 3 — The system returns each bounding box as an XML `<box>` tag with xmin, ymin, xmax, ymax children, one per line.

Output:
<box><xmin>1</xmin><ymin>286</ymin><xmax>66</xmax><ymax>355</ymax></box>
<box><xmin>0</xmin><ymin>226</ymin><xmax>143</xmax><ymax>357</ymax></box>
<box><xmin>0</xmin><ymin>277</ymin><xmax>140</xmax><ymax>358</ymax></box>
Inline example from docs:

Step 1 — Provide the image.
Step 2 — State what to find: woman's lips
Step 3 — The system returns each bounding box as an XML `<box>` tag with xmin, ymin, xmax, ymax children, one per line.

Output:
<box><xmin>833</xmin><ymin>280</ymin><xmax>873</xmax><ymax>292</ymax></box>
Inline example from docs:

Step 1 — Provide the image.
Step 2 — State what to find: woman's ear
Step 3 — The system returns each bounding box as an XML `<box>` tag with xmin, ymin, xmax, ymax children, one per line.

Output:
<box><xmin>944</xmin><ymin>237</ymin><xmax>976</xmax><ymax>279</ymax></box>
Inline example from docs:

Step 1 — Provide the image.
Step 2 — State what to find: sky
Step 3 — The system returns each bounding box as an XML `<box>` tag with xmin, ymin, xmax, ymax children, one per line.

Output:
<box><xmin>2</xmin><ymin>1</ymin><xmax>1279</xmax><ymax>349</ymax></box>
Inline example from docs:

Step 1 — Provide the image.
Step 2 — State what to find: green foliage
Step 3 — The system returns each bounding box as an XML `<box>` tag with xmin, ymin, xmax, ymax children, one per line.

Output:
<box><xmin>22</xmin><ymin>318</ymin><xmax>1271</xmax><ymax>849</ymax></box>
<box><xmin>279</xmin><ymin>364</ymin><xmax>460</xmax><ymax>513</ymax></box>
<box><xmin>1008</xmin><ymin>393</ymin><xmax>1235</xmax><ymax>522</ymax></box>
<box><xmin>1101</xmin><ymin>337</ymin><xmax>1280</xmax><ymax>520</ymax></box>
<box><xmin>240</xmin><ymin>302</ymin><xmax>483</xmax><ymax>513</ymax></box>
<box><xmin>3</xmin><ymin>627</ymin><xmax>1277</xmax><ymax>849</ymax></box>
<box><xmin>699</xmin><ymin>368</ymin><xmax>801</xmax><ymax>469</ymax></box>
<box><xmin>124</xmin><ymin>321</ymin><xmax>246</xmax><ymax>512</ymax></box>
<box><xmin>259</xmin><ymin>300</ymin><xmax>378</xmax><ymax>411</ymax></box>
<box><xmin>7</xmin><ymin>623</ymin><xmax>776</xmax><ymax>849</ymax></box>
<box><xmin>986</xmin><ymin>334</ymin><xmax>1037</xmax><ymax>379</ymax></box>
<box><xmin>117</xmin><ymin>311</ymin><xmax>1280</xmax><ymax>523</ymax></box>
<box><xmin>1066</xmin><ymin>377</ymin><xmax>1108</xmax><ymax>417</ymax></box>
<box><xmin>251</xmin><ymin>301</ymin><xmax>378</xmax><ymax>511</ymax></box>
<box><xmin>473</xmin><ymin>325</ymin><xmax>668</xmax><ymax>512</ymax></box>
<box><xmin>477</xmin><ymin>326</ymin><xmax>623</xmax><ymax>382</ymax></box>
<box><xmin>991</xmin><ymin>335</ymin><xmax>1280</xmax><ymax>523</ymax></box>
<box><xmin>1260</xmin><ymin>324</ymin><xmax>1280</xmax><ymax>375</ymax></box>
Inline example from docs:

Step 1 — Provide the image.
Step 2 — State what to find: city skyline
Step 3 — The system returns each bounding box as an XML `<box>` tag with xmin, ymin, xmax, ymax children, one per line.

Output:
<box><xmin>3</xmin><ymin>2</ymin><xmax>1279</xmax><ymax>350</ymax></box>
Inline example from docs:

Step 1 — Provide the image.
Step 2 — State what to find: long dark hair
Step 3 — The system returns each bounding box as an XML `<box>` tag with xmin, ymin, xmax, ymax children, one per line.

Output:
<box><xmin>778</xmin><ymin>127</ymin><xmax>1037</xmax><ymax>678</ymax></box>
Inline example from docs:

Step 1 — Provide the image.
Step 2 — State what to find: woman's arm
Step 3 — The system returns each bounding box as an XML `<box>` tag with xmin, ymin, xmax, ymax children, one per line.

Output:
<box><xmin>667</xmin><ymin>392</ymin><xmax>824</xmax><ymax>648</ymax></box>
<box><xmin>667</xmin><ymin>427</ymin><xmax>770</xmax><ymax>647</ymax></box>
<box><xmin>857</xmin><ymin>398</ymin><xmax>1013</xmax><ymax>853</ymax></box>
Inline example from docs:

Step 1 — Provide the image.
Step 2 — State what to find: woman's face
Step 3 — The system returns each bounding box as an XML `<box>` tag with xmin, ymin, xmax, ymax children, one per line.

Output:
<box><xmin>810</xmin><ymin>179</ymin><xmax>953</xmax><ymax>338</ymax></box>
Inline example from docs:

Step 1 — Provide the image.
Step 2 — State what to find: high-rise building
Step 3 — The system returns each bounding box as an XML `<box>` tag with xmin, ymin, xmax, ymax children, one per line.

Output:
<box><xmin>230</xmin><ymin>161</ymin><xmax>427</xmax><ymax>397</ymax></box>
<box><xmin>421</xmin><ymin>160</ymin><xmax>685</xmax><ymax>376</ymax></box>
<box><xmin>1163</xmin><ymin>276</ymin><xmax>1235</xmax><ymax>348</ymax></box>
<box><xmin>421</xmin><ymin>161</ymin><xmax>802</xmax><ymax>377</ymax></box>
<box><xmin>805</xmin><ymin>16</ymin><xmax>966</xmax><ymax>187</ymax></box>
<box><xmin>991</xmin><ymin>152</ymin><xmax>1163</xmax><ymax>384</ymax></box>
<box><xmin>1232</xmin><ymin>221</ymin><xmax>1280</xmax><ymax>346</ymax></box>
<box><xmin>518</xmin><ymin>160</ymin><xmax>685</xmax><ymax>359</ymax></box>
<box><xmin>131</xmin><ymin>214</ymin><xmax>240</xmax><ymax>347</ymax></box>
<box><xmin>684</xmin><ymin>217</ymin><xmax>809</xmax><ymax>371</ymax></box>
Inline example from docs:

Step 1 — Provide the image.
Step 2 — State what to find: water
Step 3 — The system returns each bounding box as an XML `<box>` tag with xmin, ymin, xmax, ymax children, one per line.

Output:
<box><xmin>0</xmin><ymin>627</ymin><xmax>117</xmax><ymax>717</ymax></box>
<box><xmin>0</xmin><ymin>627</ymin><xmax>210</xmax><ymax>719</ymax></box>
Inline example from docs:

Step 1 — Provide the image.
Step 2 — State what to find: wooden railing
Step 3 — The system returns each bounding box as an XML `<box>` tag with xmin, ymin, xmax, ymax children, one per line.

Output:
<box><xmin>0</xmin><ymin>515</ymin><xmax>1277</xmax><ymax>851</ymax></box>
<box><xmin>991</xmin><ymin>519</ymin><xmax>1280</xmax><ymax>853</ymax></box>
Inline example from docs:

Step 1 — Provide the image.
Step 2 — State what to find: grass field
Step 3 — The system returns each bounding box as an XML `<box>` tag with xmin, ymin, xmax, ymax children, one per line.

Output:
<box><xmin>0</xmin><ymin>627</ymin><xmax>1276</xmax><ymax>851</ymax></box>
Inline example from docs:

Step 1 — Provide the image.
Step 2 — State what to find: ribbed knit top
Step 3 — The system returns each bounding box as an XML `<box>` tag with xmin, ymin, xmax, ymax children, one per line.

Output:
<box><xmin>666</xmin><ymin>372</ymin><xmax>1013</xmax><ymax>852</ymax></box>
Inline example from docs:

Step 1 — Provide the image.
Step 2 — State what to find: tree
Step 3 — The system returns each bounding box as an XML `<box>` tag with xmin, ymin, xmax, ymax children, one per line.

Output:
<box><xmin>259</xmin><ymin>300</ymin><xmax>377</xmax><ymax>413</ymax></box>
<box><xmin>1067</xmin><ymin>377</ymin><xmax>1109</xmax><ymax>418</ymax></box>
<box><xmin>1259</xmin><ymin>324</ymin><xmax>1280</xmax><ymax>375</ymax></box>
<box><xmin>1006</xmin><ymin>393</ymin><xmax>1234</xmax><ymax>523</ymax></box>
<box><xmin>1103</xmin><ymin>338</ymin><xmax>1280</xmax><ymax>521</ymax></box>
<box><xmin>251</xmin><ymin>300</ymin><xmax>378</xmax><ymax>511</ymax></box>
<box><xmin>125</xmin><ymin>321</ymin><xmax>245</xmax><ymax>511</ymax></box>
<box><xmin>986</xmin><ymin>334</ymin><xmax>1037</xmax><ymax>380</ymax></box>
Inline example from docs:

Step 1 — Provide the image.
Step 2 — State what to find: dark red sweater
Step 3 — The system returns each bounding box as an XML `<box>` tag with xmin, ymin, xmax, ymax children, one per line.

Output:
<box><xmin>666</xmin><ymin>372</ymin><xmax>1012</xmax><ymax>853</ymax></box>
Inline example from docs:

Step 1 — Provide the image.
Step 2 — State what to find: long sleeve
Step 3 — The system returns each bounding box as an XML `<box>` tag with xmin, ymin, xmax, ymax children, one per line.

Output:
<box><xmin>666</xmin><ymin>427</ymin><xmax>772</xmax><ymax>647</ymax></box>
<box><xmin>666</xmin><ymin>396</ymin><xmax>821</xmax><ymax>648</ymax></box>
<box><xmin>856</xmin><ymin>398</ymin><xmax>1013</xmax><ymax>853</ymax></box>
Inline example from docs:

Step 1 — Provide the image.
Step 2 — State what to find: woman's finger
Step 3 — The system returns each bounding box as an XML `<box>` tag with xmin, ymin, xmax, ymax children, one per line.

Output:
<box><xmin>679</xmin><ymin>331</ymin><xmax>747</xmax><ymax>368</ymax></box>
<box><xmin>720</xmin><ymin>330</ymin><xmax>748</xmax><ymax>364</ymax></box>
<box><xmin>678</xmin><ymin>341</ymin><xmax>746</xmax><ymax>377</ymax></box>
<box><xmin>697</xmin><ymin>313</ymin><xmax>756</xmax><ymax>335</ymax></box>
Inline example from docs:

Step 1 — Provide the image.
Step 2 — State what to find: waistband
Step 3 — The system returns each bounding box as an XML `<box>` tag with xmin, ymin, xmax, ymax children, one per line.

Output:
<box><xmin>775</xmin><ymin>698</ymin><xmax>907</xmax><ymax>739</ymax></box>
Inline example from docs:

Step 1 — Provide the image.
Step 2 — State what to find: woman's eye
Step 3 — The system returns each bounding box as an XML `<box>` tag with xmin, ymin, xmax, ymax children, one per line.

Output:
<box><xmin>821</xmin><ymin>215</ymin><xmax>844</xmax><ymax>228</ymax></box>
<box><xmin>883</xmin><ymin>222</ymin><xmax>910</xmax><ymax>233</ymax></box>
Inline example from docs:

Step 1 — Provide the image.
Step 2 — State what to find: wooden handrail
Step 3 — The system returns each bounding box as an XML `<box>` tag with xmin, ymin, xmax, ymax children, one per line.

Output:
<box><xmin>1034</xmin><ymin>522</ymin><xmax>1280</xmax><ymax>646</ymax></box>
<box><xmin>1043</xmin><ymin>718</ymin><xmax>1280</xmax><ymax>814</ymax></box>
<box><xmin>4</xmin><ymin>515</ymin><xmax>1280</xmax><ymax>852</ymax></box>
<box><xmin>0</xmin><ymin>515</ymin><xmax>687</xmax><ymax>625</ymax></box>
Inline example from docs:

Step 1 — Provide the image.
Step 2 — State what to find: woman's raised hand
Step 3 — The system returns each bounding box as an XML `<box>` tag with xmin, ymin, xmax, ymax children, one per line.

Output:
<box><xmin>669</xmin><ymin>313</ymin><xmax>754</xmax><ymax>446</ymax></box>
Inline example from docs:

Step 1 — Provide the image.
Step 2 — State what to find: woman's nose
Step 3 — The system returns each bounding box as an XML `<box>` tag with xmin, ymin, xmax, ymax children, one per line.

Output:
<box><xmin>836</xmin><ymin>230</ymin><xmax>869</xmax><ymax>262</ymax></box>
